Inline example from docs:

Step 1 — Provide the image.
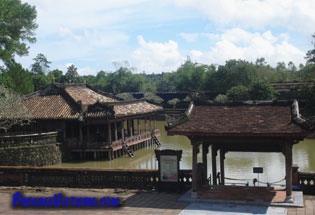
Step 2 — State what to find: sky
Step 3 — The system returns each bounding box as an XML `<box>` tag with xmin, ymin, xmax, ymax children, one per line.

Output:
<box><xmin>18</xmin><ymin>0</ymin><xmax>315</xmax><ymax>76</ymax></box>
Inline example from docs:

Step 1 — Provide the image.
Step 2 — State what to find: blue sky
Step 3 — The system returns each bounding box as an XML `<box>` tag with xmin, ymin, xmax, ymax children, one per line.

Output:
<box><xmin>18</xmin><ymin>0</ymin><xmax>315</xmax><ymax>75</ymax></box>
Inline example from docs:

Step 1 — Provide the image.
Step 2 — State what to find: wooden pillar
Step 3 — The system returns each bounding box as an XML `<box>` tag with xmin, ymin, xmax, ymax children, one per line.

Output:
<box><xmin>144</xmin><ymin>117</ymin><xmax>147</xmax><ymax>133</ymax></box>
<box><xmin>202</xmin><ymin>143</ymin><xmax>209</xmax><ymax>185</ymax></box>
<box><xmin>149</xmin><ymin>115</ymin><xmax>152</xmax><ymax>133</ymax></box>
<box><xmin>63</xmin><ymin>121</ymin><xmax>67</xmax><ymax>140</ymax></box>
<box><xmin>131</xmin><ymin>119</ymin><xmax>135</xmax><ymax>136</ymax></box>
<box><xmin>107</xmin><ymin>120</ymin><xmax>112</xmax><ymax>145</ymax></box>
<box><xmin>86</xmin><ymin>125</ymin><xmax>90</xmax><ymax>144</ymax></box>
<box><xmin>79</xmin><ymin>123</ymin><xmax>83</xmax><ymax>147</ymax></box>
<box><xmin>121</xmin><ymin>120</ymin><xmax>125</xmax><ymax>141</ymax></box>
<box><xmin>154</xmin><ymin>115</ymin><xmax>156</xmax><ymax>130</ymax></box>
<box><xmin>284</xmin><ymin>141</ymin><xmax>294</xmax><ymax>202</ymax></box>
<box><xmin>137</xmin><ymin>119</ymin><xmax>140</xmax><ymax>134</ymax></box>
<box><xmin>220</xmin><ymin>149</ymin><xmax>225</xmax><ymax>185</ymax></box>
<box><xmin>192</xmin><ymin>140</ymin><xmax>200</xmax><ymax>194</ymax></box>
<box><xmin>212</xmin><ymin>144</ymin><xmax>217</xmax><ymax>185</ymax></box>
<box><xmin>114</xmin><ymin>120</ymin><xmax>118</xmax><ymax>141</ymax></box>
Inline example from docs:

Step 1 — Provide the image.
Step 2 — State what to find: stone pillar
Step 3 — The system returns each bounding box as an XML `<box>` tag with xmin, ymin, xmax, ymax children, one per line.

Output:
<box><xmin>192</xmin><ymin>140</ymin><xmax>200</xmax><ymax>195</ymax></box>
<box><xmin>284</xmin><ymin>141</ymin><xmax>293</xmax><ymax>202</ymax></box>
<box><xmin>220</xmin><ymin>149</ymin><xmax>225</xmax><ymax>185</ymax></box>
<box><xmin>211</xmin><ymin>144</ymin><xmax>218</xmax><ymax>185</ymax></box>
<box><xmin>202</xmin><ymin>143</ymin><xmax>209</xmax><ymax>185</ymax></box>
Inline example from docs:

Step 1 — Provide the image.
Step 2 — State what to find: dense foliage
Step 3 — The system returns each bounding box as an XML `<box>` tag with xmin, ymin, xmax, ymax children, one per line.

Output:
<box><xmin>0</xmin><ymin>0</ymin><xmax>37</xmax><ymax>64</ymax></box>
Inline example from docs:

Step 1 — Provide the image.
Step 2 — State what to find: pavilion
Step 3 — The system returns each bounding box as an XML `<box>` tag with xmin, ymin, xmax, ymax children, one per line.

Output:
<box><xmin>166</xmin><ymin>99</ymin><xmax>314</xmax><ymax>202</ymax></box>
<box><xmin>15</xmin><ymin>83</ymin><xmax>163</xmax><ymax>160</ymax></box>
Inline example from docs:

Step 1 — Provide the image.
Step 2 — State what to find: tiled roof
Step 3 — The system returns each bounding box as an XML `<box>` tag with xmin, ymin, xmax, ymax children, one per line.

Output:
<box><xmin>24</xmin><ymin>95</ymin><xmax>79</xmax><ymax>119</ymax></box>
<box><xmin>65</xmin><ymin>86</ymin><xmax>119</xmax><ymax>105</ymax></box>
<box><xmin>113</xmin><ymin>100</ymin><xmax>163</xmax><ymax>117</ymax></box>
<box><xmin>22</xmin><ymin>84</ymin><xmax>162</xmax><ymax>120</ymax></box>
<box><xmin>167</xmin><ymin>101</ymin><xmax>313</xmax><ymax>137</ymax></box>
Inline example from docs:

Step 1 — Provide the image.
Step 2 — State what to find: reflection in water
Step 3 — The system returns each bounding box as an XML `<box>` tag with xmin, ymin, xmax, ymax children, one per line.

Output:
<box><xmin>56</xmin><ymin>121</ymin><xmax>315</xmax><ymax>186</ymax></box>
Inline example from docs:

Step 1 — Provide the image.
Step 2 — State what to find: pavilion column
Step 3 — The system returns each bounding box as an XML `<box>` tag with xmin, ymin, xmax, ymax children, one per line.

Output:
<box><xmin>131</xmin><ymin>119</ymin><xmax>135</xmax><ymax>135</ymax></box>
<box><xmin>144</xmin><ymin>117</ymin><xmax>147</xmax><ymax>133</ymax></box>
<box><xmin>284</xmin><ymin>141</ymin><xmax>294</xmax><ymax>203</ymax></box>
<box><xmin>212</xmin><ymin>144</ymin><xmax>218</xmax><ymax>185</ymax></box>
<box><xmin>220</xmin><ymin>149</ymin><xmax>226</xmax><ymax>185</ymax></box>
<box><xmin>202</xmin><ymin>143</ymin><xmax>209</xmax><ymax>185</ymax></box>
<box><xmin>107</xmin><ymin>120</ymin><xmax>112</xmax><ymax>145</ymax></box>
<box><xmin>154</xmin><ymin>115</ymin><xmax>156</xmax><ymax>130</ymax></box>
<box><xmin>79</xmin><ymin>123</ymin><xmax>83</xmax><ymax>147</ymax></box>
<box><xmin>114</xmin><ymin>120</ymin><xmax>118</xmax><ymax>141</ymax></box>
<box><xmin>191</xmin><ymin>140</ymin><xmax>200</xmax><ymax>194</ymax></box>
<box><xmin>137</xmin><ymin>119</ymin><xmax>140</xmax><ymax>134</ymax></box>
<box><xmin>149</xmin><ymin>116</ymin><xmax>152</xmax><ymax>133</ymax></box>
<box><xmin>121</xmin><ymin>120</ymin><xmax>125</xmax><ymax>141</ymax></box>
<box><xmin>62</xmin><ymin>121</ymin><xmax>66</xmax><ymax>140</ymax></box>
<box><xmin>86</xmin><ymin>125</ymin><xmax>90</xmax><ymax>144</ymax></box>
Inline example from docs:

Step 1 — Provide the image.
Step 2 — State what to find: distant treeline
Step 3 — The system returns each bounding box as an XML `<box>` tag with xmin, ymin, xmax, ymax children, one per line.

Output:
<box><xmin>1</xmin><ymin>56</ymin><xmax>315</xmax><ymax>116</ymax></box>
<box><xmin>1</xmin><ymin>56</ymin><xmax>315</xmax><ymax>95</ymax></box>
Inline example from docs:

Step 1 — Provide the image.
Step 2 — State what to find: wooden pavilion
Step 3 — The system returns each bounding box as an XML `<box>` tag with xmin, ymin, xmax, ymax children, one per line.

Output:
<box><xmin>17</xmin><ymin>83</ymin><xmax>163</xmax><ymax>160</ymax></box>
<box><xmin>166</xmin><ymin>100</ymin><xmax>314</xmax><ymax>202</ymax></box>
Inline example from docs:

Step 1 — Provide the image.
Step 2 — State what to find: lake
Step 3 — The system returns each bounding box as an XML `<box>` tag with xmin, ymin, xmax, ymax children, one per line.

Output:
<box><xmin>56</xmin><ymin>120</ymin><xmax>315</xmax><ymax>186</ymax></box>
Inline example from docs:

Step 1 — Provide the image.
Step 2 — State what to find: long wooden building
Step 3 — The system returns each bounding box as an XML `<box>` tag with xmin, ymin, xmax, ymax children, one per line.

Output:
<box><xmin>18</xmin><ymin>83</ymin><xmax>163</xmax><ymax>160</ymax></box>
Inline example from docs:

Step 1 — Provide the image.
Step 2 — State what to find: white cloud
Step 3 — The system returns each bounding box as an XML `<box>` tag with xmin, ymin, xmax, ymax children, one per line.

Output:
<box><xmin>188</xmin><ymin>28</ymin><xmax>305</xmax><ymax>67</ymax></box>
<box><xmin>131</xmin><ymin>36</ymin><xmax>185</xmax><ymax>73</ymax></box>
<box><xmin>174</xmin><ymin>0</ymin><xmax>315</xmax><ymax>35</ymax></box>
<box><xmin>18</xmin><ymin>0</ymin><xmax>313</xmax><ymax>75</ymax></box>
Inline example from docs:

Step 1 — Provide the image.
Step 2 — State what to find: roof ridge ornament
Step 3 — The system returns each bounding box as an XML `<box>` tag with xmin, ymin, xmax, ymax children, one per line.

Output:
<box><xmin>291</xmin><ymin>99</ymin><xmax>314</xmax><ymax>130</ymax></box>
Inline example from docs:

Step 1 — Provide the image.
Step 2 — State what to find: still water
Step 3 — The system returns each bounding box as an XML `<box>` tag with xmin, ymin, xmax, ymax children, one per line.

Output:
<box><xmin>56</xmin><ymin>121</ymin><xmax>315</xmax><ymax>186</ymax></box>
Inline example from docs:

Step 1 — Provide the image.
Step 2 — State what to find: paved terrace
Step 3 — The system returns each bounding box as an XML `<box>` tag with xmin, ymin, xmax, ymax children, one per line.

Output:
<box><xmin>0</xmin><ymin>186</ymin><xmax>314</xmax><ymax>215</ymax></box>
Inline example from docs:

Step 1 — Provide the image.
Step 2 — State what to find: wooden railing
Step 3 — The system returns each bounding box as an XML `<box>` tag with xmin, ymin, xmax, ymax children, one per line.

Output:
<box><xmin>298</xmin><ymin>172</ymin><xmax>315</xmax><ymax>195</ymax></box>
<box><xmin>0</xmin><ymin>167</ymin><xmax>192</xmax><ymax>190</ymax></box>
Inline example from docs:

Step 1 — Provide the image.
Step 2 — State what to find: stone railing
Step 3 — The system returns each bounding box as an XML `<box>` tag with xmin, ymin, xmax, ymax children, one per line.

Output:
<box><xmin>0</xmin><ymin>132</ymin><xmax>61</xmax><ymax>166</ymax></box>
<box><xmin>298</xmin><ymin>172</ymin><xmax>315</xmax><ymax>195</ymax></box>
<box><xmin>0</xmin><ymin>132</ymin><xmax>58</xmax><ymax>147</ymax></box>
<box><xmin>0</xmin><ymin>167</ymin><xmax>192</xmax><ymax>190</ymax></box>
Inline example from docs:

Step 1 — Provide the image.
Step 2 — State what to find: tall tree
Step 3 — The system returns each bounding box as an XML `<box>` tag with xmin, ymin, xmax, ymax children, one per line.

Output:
<box><xmin>65</xmin><ymin>64</ymin><xmax>79</xmax><ymax>83</ymax></box>
<box><xmin>306</xmin><ymin>33</ymin><xmax>315</xmax><ymax>64</ymax></box>
<box><xmin>31</xmin><ymin>53</ymin><xmax>51</xmax><ymax>75</ymax></box>
<box><xmin>31</xmin><ymin>53</ymin><xmax>50</xmax><ymax>90</ymax></box>
<box><xmin>0</xmin><ymin>0</ymin><xmax>38</xmax><ymax>64</ymax></box>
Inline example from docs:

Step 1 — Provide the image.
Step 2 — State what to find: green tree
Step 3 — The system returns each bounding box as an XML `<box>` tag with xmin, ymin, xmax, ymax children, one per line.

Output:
<box><xmin>249</xmin><ymin>79</ymin><xmax>277</xmax><ymax>100</ymax></box>
<box><xmin>48</xmin><ymin>69</ymin><xmax>64</xmax><ymax>83</ymax></box>
<box><xmin>31</xmin><ymin>53</ymin><xmax>51</xmax><ymax>75</ymax></box>
<box><xmin>210</xmin><ymin>60</ymin><xmax>255</xmax><ymax>92</ymax></box>
<box><xmin>226</xmin><ymin>85</ymin><xmax>250</xmax><ymax>101</ymax></box>
<box><xmin>65</xmin><ymin>64</ymin><xmax>79</xmax><ymax>83</ymax></box>
<box><xmin>306</xmin><ymin>33</ymin><xmax>315</xmax><ymax>64</ymax></box>
<box><xmin>31</xmin><ymin>53</ymin><xmax>51</xmax><ymax>90</ymax></box>
<box><xmin>298</xmin><ymin>85</ymin><xmax>315</xmax><ymax>116</ymax></box>
<box><xmin>0</xmin><ymin>0</ymin><xmax>38</xmax><ymax>64</ymax></box>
